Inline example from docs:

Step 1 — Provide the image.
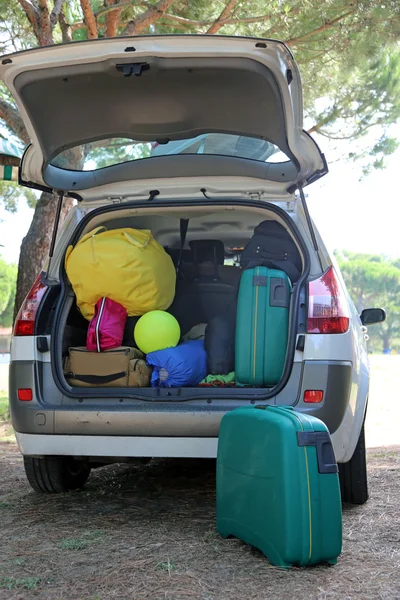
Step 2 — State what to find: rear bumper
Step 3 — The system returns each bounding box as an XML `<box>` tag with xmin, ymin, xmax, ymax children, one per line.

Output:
<box><xmin>10</xmin><ymin>359</ymin><xmax>351</xmax><ymax>440</ymax></box>
<box><xmin>15</xmin><ymin>432</ymin><xmax>218</xmax><ymax>459</ymax></box>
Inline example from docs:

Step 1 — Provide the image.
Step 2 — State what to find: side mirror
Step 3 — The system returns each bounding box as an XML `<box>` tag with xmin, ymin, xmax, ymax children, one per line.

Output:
<box><xmin>360</xmin><ymin>308</ymin><xmax>386</xmax><ymax>326</ymax></box>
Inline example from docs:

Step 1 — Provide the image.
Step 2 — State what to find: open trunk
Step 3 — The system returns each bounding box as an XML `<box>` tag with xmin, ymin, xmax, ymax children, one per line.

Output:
<box><xmin>53</xmin><ymin>200</ymin><xmax>309</xmax><ymax>400</ymax></box>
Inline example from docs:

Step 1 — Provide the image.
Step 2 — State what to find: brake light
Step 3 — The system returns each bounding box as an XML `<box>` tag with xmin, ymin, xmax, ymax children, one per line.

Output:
<box><xmin>304</xmin><ymin>390</ymin><xmax>324</xmax><ymax>403</ymax></box>
<box><xmin>13</xmin><ymin>275</ymin><xmax>47</xmax><ymax>336</ymax></box>
<box><xmin>308</xmin><ymin>266</ymin><xmax>350</xmax><ymax>334</ymax></box>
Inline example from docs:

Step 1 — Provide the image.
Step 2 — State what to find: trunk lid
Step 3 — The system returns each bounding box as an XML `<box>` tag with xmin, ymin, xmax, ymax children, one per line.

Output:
<box><xmin>0</xmin><ymin>35</ymin><xmax>327</xmax><ymax>202</ymax></box>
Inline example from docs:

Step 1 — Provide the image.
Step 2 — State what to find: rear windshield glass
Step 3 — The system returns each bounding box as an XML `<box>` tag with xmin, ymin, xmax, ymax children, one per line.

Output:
<box><xmin>50</xmin><ymin>134</ymin><xmax>290</xmax><ymax>171</ymax></box>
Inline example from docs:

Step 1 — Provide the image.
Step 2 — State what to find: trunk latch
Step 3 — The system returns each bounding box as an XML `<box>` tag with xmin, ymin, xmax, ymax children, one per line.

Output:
<box><xmin>116</xmin><ymin>62</ymin><xmax>150</xmax><ymax>77</ymax></box>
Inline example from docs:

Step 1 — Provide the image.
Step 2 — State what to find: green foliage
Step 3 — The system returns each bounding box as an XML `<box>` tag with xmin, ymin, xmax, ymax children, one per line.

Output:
<box><xmin>84</xmin><ymin>140</ymin><xmax>151</xmax><ymax>169</ymax></box>
<box><xmin>59</xmin><ymin>537</ymin><xmax>90</xmax><ymax>551</ymax></box>
<box><xmin>0</xmin><ymin>577</ymin><xmax>42</xmax><ymax>591</ymax></box>
<box><xmin>336</xmin><ymin>250</ymin><xmax>400</xmax><ymax>352</ymax></box>
<box><xmin>0</xmin><ymin>3</ymin><xmax>37</xmax><ymax>53</ymax></box>
<box><xmin>0</xmin><ymin>181</ymin><xmax>37</xmax><ymax>212</ymax></box>
<box><xmin>59</xmin><ymin>530</ymin><xmax>105</xmax><ymax>551</ymax></box>
<box><xmin>0</xmin><ymin>258</ymin><xmax>17</xmax><ymax>326</ymax></box>
<box><xmin>155</xmin><ymin>559</ymin><xmax>176</xmax><ymax>574</ymax></box>
<box><xmin>309</xmin><ymin>49</ymin><xmax>400</xmax><ymax>173</ymax></box>
<box><xmin>0</xmin><ymin>394</ymin><xmax>9</xmax><ymax>421</ymax></box>
<box><xmin>52</xmin><ymin>139</ymin><xmax>152</xmax><ymax>170</ymax></box>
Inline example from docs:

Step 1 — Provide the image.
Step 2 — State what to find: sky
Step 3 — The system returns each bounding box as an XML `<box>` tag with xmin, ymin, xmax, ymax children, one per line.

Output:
<box><xmin>307</xmin><ymin>142</ymin><xmax>400</xmax><ymax>259</ymax></box>
<box><xmin>0</xmin><ymin>133</ymin><xmax>400</xmax><ymax>264</ymax></box>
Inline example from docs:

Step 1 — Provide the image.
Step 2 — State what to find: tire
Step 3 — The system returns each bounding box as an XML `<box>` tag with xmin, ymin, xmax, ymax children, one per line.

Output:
<box><xmin>23</xmin><ymin>456</ymin><xmax>91</xmax><ymax>494</ymax></box>
<box><xmin>339</xmin><ymin>424</ymin><xmax>368</xmax><ymax>505</ymax></box>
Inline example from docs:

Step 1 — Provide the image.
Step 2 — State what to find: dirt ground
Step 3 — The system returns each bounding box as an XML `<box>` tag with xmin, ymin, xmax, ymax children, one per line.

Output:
<box><xmin>0</xmin><ymin>358</ymin><xmax>399</xmax><ymax>599</ymax></box>
<box><xmin>0</xmin><ymin>443</ymin><xmax>399</xmax><ymax>600</ymax></box>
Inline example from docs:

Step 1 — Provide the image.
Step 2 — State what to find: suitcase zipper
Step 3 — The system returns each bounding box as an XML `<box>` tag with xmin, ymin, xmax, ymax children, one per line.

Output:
<box><xmin>96</xmin><ymin>297</ymin><xmax>106</xmax><ymax>353</ymax></box>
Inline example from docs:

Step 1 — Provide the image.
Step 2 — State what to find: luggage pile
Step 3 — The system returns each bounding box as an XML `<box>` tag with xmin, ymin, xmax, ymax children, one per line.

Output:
<box><xmin>63</xmin><ymin>219</ymin><xmax>302</xmax><ymax>389</ymax></box>
<box><xmin>64</xmin><ymin>226</ymin><xmax>209</xmax><ymax>388</ymax></box>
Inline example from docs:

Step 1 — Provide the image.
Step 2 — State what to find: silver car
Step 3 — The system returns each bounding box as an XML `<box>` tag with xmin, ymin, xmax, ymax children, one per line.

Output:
<box><xmin>2</xmin><ymin>35</ymin><xmax>384</xmax><ymax>503</ymax></box>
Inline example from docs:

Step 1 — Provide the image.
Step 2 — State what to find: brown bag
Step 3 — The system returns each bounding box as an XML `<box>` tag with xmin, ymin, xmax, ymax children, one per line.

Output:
<box><xmin>64</xmin><ymin>346</ymin><xmax>151</xmax><ymax>388</ymax></box>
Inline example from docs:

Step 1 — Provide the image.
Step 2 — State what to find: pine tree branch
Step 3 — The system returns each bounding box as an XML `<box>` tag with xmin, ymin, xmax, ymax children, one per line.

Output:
<box><xmin>159</xmin><ymin>11</ymin><xmax>274</xmax><ymax>28</ymax></box>
<box><xmin>70</xmin><ymin>21</ymin><xmax>86</xmax><ymax>31</ymax></box>
<box><xmin>37</xmin><ymin>0</ymin><xmax>54</xmax><ymax>45</ymax></box>
<box><xmin>59</xmin><ymin>10</ymin><xmax>73</xmax><ymax>42</ymax></box>
<box><xmin>157</xmin><ymin>13</ymin><xmax>207</xmax><ymax>27</ymax></box>
<box><xmin>96</xmin><ymin>0</ymin><xmax>142</xmax><ymax>19</ymax></box>
<box><xmin>285</xmin><ymin>10</ymin><xmax>356</xmax><ymax>46</ymax></box>
<box><xmin>104</xmin><ymin>0</ymin><xmax>123</xmax><ymax>37</ymax></box>
<box><xmin>206</xmin><ymin>0</ymin><xmax>239</xmax><ymax>35</ymax></box>
<box><xmin>309</xmin><ymin>122</ymin><xmax>383</xmax><ymax>141</ymax></box>
<box><xmin>79</xmin><ymin>0</ymin><xmax>98</xmax><ymax>38</ymax></box>
<box><xmin>50</xmin><ymin>0</ymin><xmax>65</xmax><ymax>29</ymax></box>
<box><xmin>0</xmin><ymin>99</ymin><xmax>29</xmax><ymax>145</ymax></box>
<box><xmin>17</xmin><ymin>0</ymin><xmax>41</xmax><ymax>41</ymax></box>
<box><xmin>122</xmin><ymin>0</ymin><xmax>177</xmax><ymax>36</ymax></box>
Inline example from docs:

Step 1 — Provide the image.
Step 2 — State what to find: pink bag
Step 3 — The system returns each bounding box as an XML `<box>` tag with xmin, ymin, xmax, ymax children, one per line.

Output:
<box><xmin>86</xmin><ymin>297</ymin><xmax>127</xmax><ymax>352</ymax></box>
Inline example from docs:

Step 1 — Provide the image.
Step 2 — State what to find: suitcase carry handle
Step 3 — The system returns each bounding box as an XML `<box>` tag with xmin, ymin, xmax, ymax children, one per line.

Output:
<box><xmin>67</xmin><ymin>371</ymin><xmax>127</xmax><ymax>384</ymax></box>
<box><xmin>297</xmin><ymin>431</ymin><xmax>338</xmax><ymax>475</ymax></box>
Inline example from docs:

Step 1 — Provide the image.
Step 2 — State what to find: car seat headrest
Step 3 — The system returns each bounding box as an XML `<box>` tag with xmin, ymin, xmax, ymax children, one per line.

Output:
<box><xmin>189</xmin><ymin>240</ymin><xmax>225</xmax><ymax>265</ymax></box>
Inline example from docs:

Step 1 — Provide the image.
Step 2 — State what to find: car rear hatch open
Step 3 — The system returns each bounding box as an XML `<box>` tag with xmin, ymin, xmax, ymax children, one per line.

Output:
<box><xmin>0</xmin><ymin>35</ymin><xmax>327</xmax><ymax>203</ymax></box>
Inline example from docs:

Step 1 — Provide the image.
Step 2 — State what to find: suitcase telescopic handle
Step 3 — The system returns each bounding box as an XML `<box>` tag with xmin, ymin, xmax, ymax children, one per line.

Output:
<box><xmin>297</xmin><ymin>431</ymin><xmax>338</xmax><ymax>475</ymax></box>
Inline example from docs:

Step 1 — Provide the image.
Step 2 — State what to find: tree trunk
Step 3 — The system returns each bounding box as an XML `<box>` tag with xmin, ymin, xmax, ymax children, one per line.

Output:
<box><xmin>13</xmin><ymin>145</ymin><xmax>83</xmax><ymax>320</ymax></box>
<box><xmin>13</xmin><ymin>191</ymin><xmax>73</xmax><ymax>320</ymax></box>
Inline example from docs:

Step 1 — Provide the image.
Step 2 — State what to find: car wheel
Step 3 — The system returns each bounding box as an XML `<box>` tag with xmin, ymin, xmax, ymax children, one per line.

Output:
<box><xmin>338</xmin><ymin>424</ymin><xmax>368</xmax><ymax>505</ymax></box>
<box><xmin>23</xmin><ymin>456</ymin><xmax>91</xmax><ymax>494</ymax></box>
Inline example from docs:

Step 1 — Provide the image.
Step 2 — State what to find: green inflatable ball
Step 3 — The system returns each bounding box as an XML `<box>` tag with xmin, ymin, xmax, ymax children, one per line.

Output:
<box><xmin>134</xmin><ymin>311</ymin><xmax>181</xmax><ymax>354</ymax></box>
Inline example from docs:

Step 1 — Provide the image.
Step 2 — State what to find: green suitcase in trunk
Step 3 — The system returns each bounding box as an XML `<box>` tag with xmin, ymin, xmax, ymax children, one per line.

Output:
<box><xmin>235</xmin><ymin>266</ymin><xmax>291</xmax><ymax>387</ymax></box>
<box><xmin>216</xmin><ymin>406</ymin><xmax>342</xmax><ymax>568</ymax></box>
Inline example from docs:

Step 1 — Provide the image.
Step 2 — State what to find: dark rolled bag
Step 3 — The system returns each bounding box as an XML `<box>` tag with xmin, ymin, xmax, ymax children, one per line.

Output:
<box><xmin>64</xmin><ymin>346</ymin><xmax>151</xmax><ymax>388</ymax></box>
<box><xmin>204</xmin><ymin>312</ymin><xmax>235</xmax><ymax>376</ymax></box>
<box><xmin>240</xmin><ymin>220</ymin><xmax>302</xmax><ymax>283</ymax></box>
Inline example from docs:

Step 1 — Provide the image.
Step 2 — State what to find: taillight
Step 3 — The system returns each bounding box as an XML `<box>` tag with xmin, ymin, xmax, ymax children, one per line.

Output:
<box><xmin>308</xmin><ymin>266</ymin><xmax>350</xmax><ymax>334</ymax></box>
<box><xmin>13</xmin><ymin>274</ymin><xmax>47</xmax><ymax>336</ymax></box>
<box><xmin>304</xmin><ymin>390</ymin><xmax>324</xmax><ymax>403</ymax></box>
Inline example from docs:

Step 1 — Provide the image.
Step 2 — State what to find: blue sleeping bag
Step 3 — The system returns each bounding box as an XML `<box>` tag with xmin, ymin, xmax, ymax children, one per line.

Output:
<box><xmin>146</xmin><ymin>340</ymin><xmax>207</xmax><ymax>387</ymax></box>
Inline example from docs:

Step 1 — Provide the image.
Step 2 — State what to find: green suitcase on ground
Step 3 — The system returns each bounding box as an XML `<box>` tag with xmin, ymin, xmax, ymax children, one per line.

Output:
<box><xmin>235</xmin><ymin>266</ymin><xmax>291</xmax><ymax>386</ymax></box>
<box><xmin>216</xmin><ymin>406</ymin><xmax>342</xmax><ymax>568</ymax></box>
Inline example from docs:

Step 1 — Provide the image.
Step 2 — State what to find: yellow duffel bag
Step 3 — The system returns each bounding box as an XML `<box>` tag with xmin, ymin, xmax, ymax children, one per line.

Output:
<box><xmin>65</xmin><ymin>227</ymin><xmax>176</xmax><ymax>320</ymax></box>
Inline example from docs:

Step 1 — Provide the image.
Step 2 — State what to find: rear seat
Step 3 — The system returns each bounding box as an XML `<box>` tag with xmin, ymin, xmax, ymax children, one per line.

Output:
<box><xmin>189</xmin><ymin>240</ymin><xmax>241</xmax><ymax>286</ymax></box>
<box><xmin>168</xmin><ymin>239</ymin><xmax>240</xmax><ymax>335</ymax></box>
